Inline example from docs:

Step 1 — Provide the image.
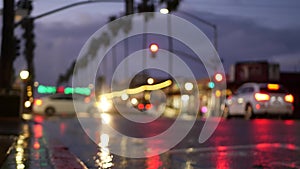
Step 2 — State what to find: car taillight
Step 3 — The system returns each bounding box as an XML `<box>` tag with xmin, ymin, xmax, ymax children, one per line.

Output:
<box><xmin>138</xmin><ymin>103</ymin><xmax>144</xmax><ymax>110</ymax></box>
<box><xmin>34</xmin><ymin>99</ymin><xmax>43</xmax><ymax>106</ymax></box>
<box><xmin>267</xmin><ymin>84</ymin><xmax>279</xmax><ymax>90</ymax></box>
<box><xmin>254</xmin><ymin>93</ymin><xmax>270</xmax><ymax>102</ymax></box>
<box><xmin>145</xmin><ymin>104</ymin><xmax>152</xmax><ymax>110</ymax></box>
<box><xmin>284</xmin><ymin>94</ymin><xmax>294</xmax><ymax>103</ymax></box>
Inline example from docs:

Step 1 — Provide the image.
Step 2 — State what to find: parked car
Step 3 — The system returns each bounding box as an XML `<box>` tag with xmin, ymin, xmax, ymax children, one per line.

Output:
<box><xmin>223</xmin><ymin>83</ymin><xmax>294</xmax><ymax>119</ymax></box>
<box><xmin>33</xmin><ymin>93</ymin><xmax>98</xmax><ymax>116</ymax></box>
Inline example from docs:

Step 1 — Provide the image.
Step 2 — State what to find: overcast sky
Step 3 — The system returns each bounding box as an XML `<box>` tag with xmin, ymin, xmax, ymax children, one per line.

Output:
<box><xmin>1</xmin><ymin>0</ymin><xmax>300</xmax><ymax>86</ymax></box>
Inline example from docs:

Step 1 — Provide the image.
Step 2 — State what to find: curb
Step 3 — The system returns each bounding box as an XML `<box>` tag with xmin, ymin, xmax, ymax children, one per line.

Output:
<box><xmin>1</xmin><ymin>120</ymin><xmax>88</xmax><ymax>169</ymax></box>
<box><xmin>48</xmin><ymin>145</ymin><xmax>88</xmax><ymax>169</ymax></box>
<box><xmin>41</xmin><ymin>124</ymin><xmax>88</xmax><ymax>169</ymax></box>
<box><xmin>0</xmin><ymin>135</ymin><xmax>18</xmax><ymax>167</ymax></box>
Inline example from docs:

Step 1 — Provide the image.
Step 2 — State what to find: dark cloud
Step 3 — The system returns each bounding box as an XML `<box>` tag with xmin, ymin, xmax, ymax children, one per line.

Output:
<box><xmin>190</xmin><ymin>11</ymin><xmax>300</xmax><ymax>71</ymax></box>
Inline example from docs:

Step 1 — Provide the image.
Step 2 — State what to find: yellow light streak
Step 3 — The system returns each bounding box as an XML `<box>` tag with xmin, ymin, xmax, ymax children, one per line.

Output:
<box><xmin>99</xmin><ymin>80</ymin><xmax>172</xmax><ymax>100</ymax></box>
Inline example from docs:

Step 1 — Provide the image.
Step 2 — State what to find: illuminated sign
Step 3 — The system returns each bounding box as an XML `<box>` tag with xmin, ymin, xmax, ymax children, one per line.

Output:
<box><xmin>37</xmin><ymin>85</ymin><xmax>91</xmax><ymax>95</ymax></box>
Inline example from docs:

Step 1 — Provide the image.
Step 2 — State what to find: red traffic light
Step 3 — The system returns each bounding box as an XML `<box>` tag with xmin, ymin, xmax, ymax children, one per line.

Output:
<box><xmin>214</xmin><ymin>73</ymin><xmax>224</xmax><ymax>82</ymax></box>
<box><xmin>149</xmin><ymin>43</ymin><xmax>159</xmax><ymax>53</ymax></box>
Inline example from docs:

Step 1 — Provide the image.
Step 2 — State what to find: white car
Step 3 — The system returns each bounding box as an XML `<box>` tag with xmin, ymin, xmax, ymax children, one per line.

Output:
<box><xmin>223</xmin><ymin>83</ymin><xmax>294</xmax><ymax>119</ymax></box>
<box><xmin>33</xmin><ymin>93</ymin><xmax>98</xmax><ymax>116</ymax></box>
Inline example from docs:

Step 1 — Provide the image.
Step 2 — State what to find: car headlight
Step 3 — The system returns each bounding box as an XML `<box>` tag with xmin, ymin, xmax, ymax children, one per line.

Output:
<box><xmin>98</xmin><ymin>98</ymin><xmax>112</xmax><ymax>112</ymax></box>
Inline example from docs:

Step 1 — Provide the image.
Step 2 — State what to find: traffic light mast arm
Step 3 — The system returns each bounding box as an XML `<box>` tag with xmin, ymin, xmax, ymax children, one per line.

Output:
<box><xmin>14</xmin><ymin>0</ymin><xmax>124</xmax><ymax>27</ymax></box>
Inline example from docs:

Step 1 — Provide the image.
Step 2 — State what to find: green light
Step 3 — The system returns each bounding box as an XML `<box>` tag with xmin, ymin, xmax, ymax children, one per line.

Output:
<box><xmin>37</xmin><ymin>85</ymin><xmax>56</xmax><ymax>94</ymax></box>
<box><xmin>37</xmin><ymin>85</ymin><xmax>91</xmax><ymax>95</ymax></box>
<box><xmin>74</xmin><ymin>87</ymin><xmax>91</xmax><ymax>95</ymax></box>
<box><xmin>208</xmin><ymin>82</ymin><xmax>215</xmax><ymax>89</ymax></box>
<box><xmin>64</xmin><ymin>87</ymin><xmax>91</xmax><ymax>95</ymax></box>
<box><xmin>64</xmin><ymin>87</ymin><xmax>73</xmax><ymax>94</ymax></box>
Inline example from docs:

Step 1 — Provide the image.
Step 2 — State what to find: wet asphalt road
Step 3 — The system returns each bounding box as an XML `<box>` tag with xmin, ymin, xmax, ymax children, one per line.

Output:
<box><xmin>36</xmin><ymin>114</ymin><xmax>300</xmax><ymax>169</ymax></box>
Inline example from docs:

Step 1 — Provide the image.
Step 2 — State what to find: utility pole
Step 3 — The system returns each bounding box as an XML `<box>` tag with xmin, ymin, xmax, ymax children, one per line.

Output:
<box><xmin>0</xmin><ymin>0</ymin><xmax>16</xmax><ymax>92</ymax></box>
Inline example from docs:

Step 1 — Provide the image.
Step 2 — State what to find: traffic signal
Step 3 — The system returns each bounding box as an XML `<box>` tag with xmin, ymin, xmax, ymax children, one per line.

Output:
<box><xmin>208</xmin><ymin>81</ymin><xmax>215</xmax><ymax>89</ymax></box>
<box><xmin>16</xmin><ymin>0</ymin><xmax>33</xmax><ymax>13</ymax></box>
<box><xmin>14</xmin><ymin>36</ymin><xmax>21</xmax><ymax>59</ymax></box>
<box><xmin>149</xmin><ymin>43</ymin><xmax>159</xmax><ymax>58</ymax></box>
<box><xmin>21</xmin><ymin>18</ymin><xmax>35</xmax><ymax>61</ymax></box>
<box><xmin>214</xmin><ymin>73</ymin><xmax>224</xmax><ymax>83</ymax></box>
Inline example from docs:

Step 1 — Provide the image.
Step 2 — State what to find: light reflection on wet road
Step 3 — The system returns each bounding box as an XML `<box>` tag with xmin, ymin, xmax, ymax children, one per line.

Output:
<box><xmin>38</xmin><ymin>114</ymin><xmax>300</xmax><ymax>169</ymax></box>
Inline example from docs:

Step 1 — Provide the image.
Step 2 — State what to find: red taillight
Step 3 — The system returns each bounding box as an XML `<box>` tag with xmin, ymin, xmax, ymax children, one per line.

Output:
<box><xmin>254</xmin><ymin>93</ymin><xmax>270</xmax><ymax>102</ymax></box>
<box><xmin>284</xmin><ymin>94</ymin><xmax>294</xmax><ymax>103</ymax></box>
<box><xmin>34</xmin><ymin>99</ymin><xmax>43</xmax><ymax>106</ymax></box>
<box><xmin>138</xmin><ymin>103</ymin><xmax>144</xmax><ymax>110</ymax></box>
<box><xmin>145</xmin><ymin>104</ymin><xmax>152</xmax><ymax>110</ymax></box>
<box><xmin>255</xmin><ymin>104</ymin><xmax>261</xmax><ymax>110</ymax></box>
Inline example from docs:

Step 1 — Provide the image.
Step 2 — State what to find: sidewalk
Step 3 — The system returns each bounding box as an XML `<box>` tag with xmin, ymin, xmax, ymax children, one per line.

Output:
<box><xmin>0</xmin><ymin>117</ymin><xmax>87</xmax><ymax>169</ymax></box>
<box><xmin>0</xmin><ymin>135</ymin><xmax>17</xmax><ymax>166</ymax></box>
<box><xmin>0</xmin><ymin>117</ymin><xmax>22</xmax><ymax>166</ymax></box>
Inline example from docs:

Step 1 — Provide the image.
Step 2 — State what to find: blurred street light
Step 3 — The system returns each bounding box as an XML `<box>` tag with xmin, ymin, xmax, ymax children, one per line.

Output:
<box><xmin>19</xmin><ymin>70</ymin><xmax>29</xmax><ymax>115</ymax></box>
<box><xmin>121</xmin><ymin>93</ymin><xmax>129</xmax><ymax>101</ymax></box>
<box><xmin>181</xmin><ymin>94</ymin><xmax>189</xmax><ymax>101</ymax></box>
<box><xmin>184</xmin><ymin>82</ymin><xmax>194</xmax><ymax>91</ymax></box>
<box><xmin>149</xmin><ymin>43</ymin><xmax>159</xmax><ymax>53</ymax></box>
<box><xmin>147</xmin><ymin>78</ymin><xmax>154</xmax><ymax>85</ymax></box>
<box><xmin>33</xmin><ymin>81</ymin><xmax>39</xmax><ymax>87</ymax></box>
<box><xmin>20</xmin><ymin>70</ymin><xmax>29</xmax><ymax>80</ymax></box>
<box><xmin>131</xmin><ymin>98</ymin><xmax>138</xmax><ymax>105</ymax></box>
<box><xmin>149</xmin><ymin>43</ymin><xmax>159</xmax><ymax>58</ymax></box>
<box><xmin>24</xmin><ymin>100</ymin><xmax>31</xmax><ymax>108</ymax></box>
<box><xmin>160</xmin><ymin>8</ymin><xmax>169</xmax><ymax>14</ymax></box>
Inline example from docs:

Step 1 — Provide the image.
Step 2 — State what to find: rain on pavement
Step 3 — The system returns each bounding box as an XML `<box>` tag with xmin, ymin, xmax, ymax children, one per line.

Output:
<box><xmin>28</xmin><ymin>114</ymin><xmax>300</xmax><ymax>169</ymax></box>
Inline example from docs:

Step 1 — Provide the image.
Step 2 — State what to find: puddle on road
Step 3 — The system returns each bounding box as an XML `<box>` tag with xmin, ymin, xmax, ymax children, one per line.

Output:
<box><xmin>165</xmin><ymin>143</ymin><xmax>300</xmax><ymax>169</ymax></box>
<box><xmin>89</xmin><ymin>143</ymin><xmax>300</xmax><ymax>169</ymax></box>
